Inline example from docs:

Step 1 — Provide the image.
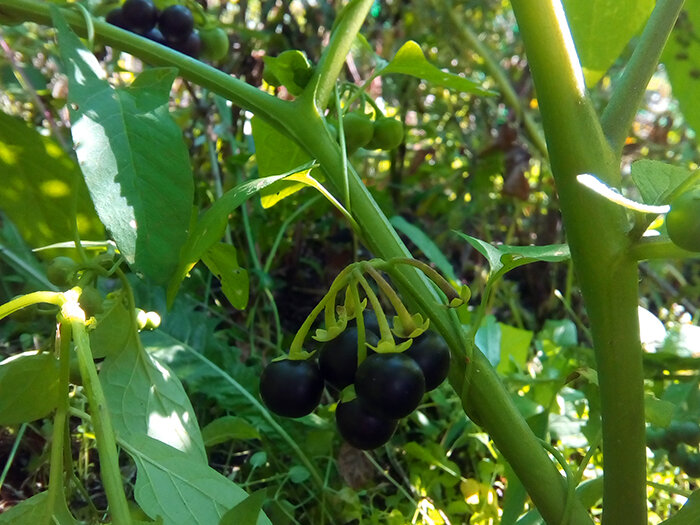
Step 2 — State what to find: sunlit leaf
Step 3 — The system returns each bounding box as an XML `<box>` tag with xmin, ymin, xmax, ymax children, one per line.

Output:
<box><xmin>377</xmin><ymin>40</ymin><xmax>493</xmax><ymax>95</ymax></box>
<box><xmin>100</xmin><ymin>332</ymin><xmax>207</xmax><ymax>462</ymax></box>
<box><xmin>53</xmin><ymin>9</ymin><xmax>193</xmax><ymax>284</ymax></box>
<box><xmin>563</xmin><ymin>0</ymin><xmax>655</xmax><ymax>86</ymax></box>
<box><xmin>0</xmin><ymin>112</ymin><xmax>104</xmax><ymax>252</ymax></box>
<box><xmin>661</xmin><ymin>2</ymin><xmax>700</xmax><ymax>134</ymax></box>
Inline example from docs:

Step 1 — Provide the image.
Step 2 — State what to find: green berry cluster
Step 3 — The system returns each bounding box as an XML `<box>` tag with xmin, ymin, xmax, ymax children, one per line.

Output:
<box><xmin>328</xmin><ymin>112</ymin><xmax>404</xmax><ymax>154</ymax></box>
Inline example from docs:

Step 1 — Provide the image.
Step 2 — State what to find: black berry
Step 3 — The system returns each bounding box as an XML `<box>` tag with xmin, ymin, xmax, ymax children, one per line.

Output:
<box><xmin>158</xmin><ymin>5</ymin><xmax>195</xmax><ymax>43</ymax></box>
<box><xmin>259</xmin><ymin>359</ymin><xmax>324</xmax><ymax>418</ymax></box>
<box><xmin>336</xmin><ymin>398</ymin><xmax>398</xmax><ymax>450</ymax></box>
<box><xmin>122</xmin><ymin>0</ymin><xmax>159</xmax><ymax>34</ymax></box>
<box><xmin>355</xmin><ymin>353</ymin><xmax>425</xmax><ymax>419</ymax></box>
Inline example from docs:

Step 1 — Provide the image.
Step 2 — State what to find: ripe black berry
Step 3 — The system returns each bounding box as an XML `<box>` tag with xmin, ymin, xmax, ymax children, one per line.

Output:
<box><xmin>122</xmin><ymin>0</ymin><xmax>159</xmax><ymax>34</ymax></box>
<box><xmin>259</xmin><ymin>359</ymin><xmax>324</xmax><ymax>418</ymax></box>
<box><xmin>158</xmin><ymin>5</ymin><xmax>195</xmax><ymax>43</ymax></box>
<box><xmin>105</xmin><ymin>8</ymin><xmax>130</xmax><ymax>30</ymax></box>
<box><xmin>355</xmin><ymin>353</ymin><xmax>425</xmax><ymax>419</ymax></box>
<box><xmin>404</xmin><ymin>333</ymin><xmax>450</xmax><ymax>391</ymax></box>
<box><xmin>143</xmin><ymin>28</ymin><xmax>166</xmax><ymax>45</ymax></box>
<box><xmin>336</xmin><ymin>398</ymin><xmax>398</xmax><ymax>450</ymax></box>
<box><xmin>171</xmin><ymin>30</ymin><xmax>202</xmax><ymax>58</ymax></box>
<box><xmin>319</xmin><ymin>327</ymin><xmax>378</xmax><ymax>390</ymax></box>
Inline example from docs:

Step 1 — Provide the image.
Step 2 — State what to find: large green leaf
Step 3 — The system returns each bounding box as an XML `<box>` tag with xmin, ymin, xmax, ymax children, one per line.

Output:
<box><xmin>100</xmin><ymin>332</ymin><xmax>207</xmax><ymax>463</ymax></box>
<box><xmin>52</xmin><ymin>10</ymin><xmax>193</xmax><ymax>284</ymax></box>
<box><xmin>562</xmin><ymin>0</ymin><xmax>655</xmax><ymax>87</ymax></box>
<box><xmin>662</xmin><ymin>1</ymin><xmax>700</xmax><ymax>134</ymax></box>
<box><xmin>0</xmin><ymin>112</ymin><xmax>104</xmax><ymax>250</ymax></box>
<box><xmin>0</xmin><ymin>351</ymin><xmax>59</xmax><ymax>425</ymax></box>
<box><xmin>119</xmin><ymin>434</ymin><xmax>271</xmax><ymax>525</ymax></box>
<box><xmin>377</xmin><ymin>41</ymin><xmax>493</xmax><ymax>95</ymax></box>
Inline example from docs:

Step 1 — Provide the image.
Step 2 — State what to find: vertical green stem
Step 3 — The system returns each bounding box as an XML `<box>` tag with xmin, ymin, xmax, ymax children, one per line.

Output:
<box><xmin>510</xmin><ymin>1</ymin><xmax>646</xmax><ymax>524</ymax></box>
<box><xmin>71</xmin><ymin>318</ymin><xmax>132</xmax><ymax>525</ymax></box>
<box><xmin>46</xmin><ymin>323</ymin><xmax>72</xmax><ymax>517</ymax></box>
<box><xmin>601</xmin><ymin>0</ymin><xmax>686</xmax><ymax>153</ymax></box>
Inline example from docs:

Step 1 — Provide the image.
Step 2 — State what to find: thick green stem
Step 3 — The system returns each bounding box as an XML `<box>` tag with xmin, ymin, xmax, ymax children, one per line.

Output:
<box><xmin>510</xmin><ymin>1</ymin><xmax>646</xmax><ymax>524</ymax></box>
<box><xmin>308</xmin><ymin>0</ymin><xmax>375</xmax><ymax>110</ymax></box>
<box><xmin>601</xmin><ymin>0</ymin><xmax>686</xmax><ymax>153</ymax></box>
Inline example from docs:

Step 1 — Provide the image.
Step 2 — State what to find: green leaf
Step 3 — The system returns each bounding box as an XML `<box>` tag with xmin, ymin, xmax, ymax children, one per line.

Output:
<box><xmin>289</xmin><ymin>466</ymin><xmax>310</xmax><ymax>483</ymax></box>
<box><xmin>661</xmin><ymin>489</ymin><xmax>700</xmax><ymax>525</ymax></box>
<box><xmin>0</xmin><ymin>491</ymin><xmax>77</xmax><ymax>525</ymax></box>
<box><xmin>53</xmin><ymin>10</ymin><xmax>194</xmax><ymax>284</ymax></box>
<box><xmin>475</xmin><ymin>315</ymin><xmax>501</xmax><ymax>367</ymax></box>
<box><xmin>454</xmin><ymin>232</ymin><xmax>570</xmax><ymax>280</ymax></box>
<box><xmin>630</xmin><ymin>160</ymin><xmax>694</xmax><ymax>205</ymax></box>
<box><xmin>562</xmin><ymin>0</ymin><xmax>655</xmax><ymax>87</ymax></box>
<box><xmin>378</xmin><ymin>41</ymin><xmax>493</xmax><ymax>95</ymax></box>
<box><xmin>100</xmin><ymin>332</ymin><xmax>207</xmax><ymax>462</ymax></box>
<box><xmin>201</xmin><ymin>243</ymin><xmax>249</xmax><ymax>310</ymax></box>
<box><xmin>262</xmin><ymin>50</ymin><xmax>311</xmax><ymax>96</ymax></box>
<box><xmin>644</xmin><ymin>393</ymin><xmax>676</xmax><ymax>428</ymax></box>
<box><xmin>390</xmin><ymin>216</ymin><xmax>458</xmax><ymax>282</ymax></box>
<box><xmin>0</xmin><ymin>351</ymin><xmax>59</xmax><ymax>425</ymax></box>
<box><xmin>89</xmin><ymin>292</ymin><xmax>133</xmax><ymax>359</ymax></box>
<box><xmin>120</xmin><ymin>434</ymin><xmax>271</xmax><ymax>525</ymax></box>
<box><xmin>662</xmin><ymin>2</ymin><xmax>700</xmax><ymax>134</ymax></box>
<box><xmin>0</xmin><ymin>111</ymin><xmax>104</xmax><ymax>251</ymax></box>
<box><xmin>218</xmin><ymin>489</ymin><xmax>268</xmax><ymax>525</ymax></box>
<box><xmin>166</xmin><ymin>168</ymin><xmax>312</xmax><ymax>305</ymax></box>
<box><xmin>251</xmin><ymin>116</ymin><xmax>314</xmax><ymax>203</ymax></box>
<box><xmin>201</xmin><ymin>415</ymin><xmax>261</xmax><ymax>446</ymax></box>
<box><xmin>497</xmin><ymin>324</ymin><xmax>533</xmax><ymax>375</ymax></box>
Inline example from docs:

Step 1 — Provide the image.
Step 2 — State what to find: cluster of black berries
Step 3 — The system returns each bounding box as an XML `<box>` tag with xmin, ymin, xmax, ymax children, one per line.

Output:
<box><xmin>259</xmin><ymin>322</ymin><xmax>451</xmax><ymax>450</ymax></box>
<box><xmin>106</xmin><ymin>0</ymin><xmax>201</xmax><ymax>58</ymax></box>
<box><xmin>647</xmin><ymin>420</ymin><xmax>700</xmax><ymax>477</ymax></box>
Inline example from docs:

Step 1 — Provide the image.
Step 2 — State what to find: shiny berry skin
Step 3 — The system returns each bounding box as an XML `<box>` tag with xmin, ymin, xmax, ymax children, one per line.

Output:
<box><xmin>105</xmin><ymin>8</ymin><xmax>130</xmax><ymax>30</ymax></box>
<box><xmin>342</xmin><ymin>113</ymin><xmax>374</xmax><ymax>153</ymax></box>
<box><xmin>200</xmin><ymin>27</ymin><xmax>229</xmax><ymax>61</ymax></box>
<box><xmin>355</xmin><ymin>353</ymin><xmax>425</xmax><ymax>419</ymax></box>
<box><xmin>666</xmin><ymin>191</ymin><xmax>700</xmax><ymax>252</ymax></box>
<box><xmin>171</xmin><ymin>30</ymin><xmax>202</xmax><ymax>58</ymax></box>
<box><xmin>404</xmin><ymin>333</ymin><xmax>451</xmax><ymax>391</ymax></box>
<box><xmin>259</xmin><ymin>359</ymin><xmax>324</xmax><ymax>418</ymax></box>
<box><xmin>143</xmin><ymin>28</ymin><xmax>166</xmax><ymax>45</ymax></box>
<box><xmin>368</xmin><ymin>118</ymin><xmax>404</xmax><ymax>150</ymax></box>
<box><xmin>319</xmin><ymin>327</ymin><xmax>378</xmax><ymax>390</ymax></box>
<box><xmin>336</xmin><ymin>398</ymin><xmax>398</xmax><ymax>450</ymax></box>
<box><xmin>158</xmin><ymin>5</ymin><xmax>195</xmax><ymax>43</ymax></box>
<box><xmin>121</xmin><ymin>0</ymin><xmax>159</xmax><ymax>34</ymax></box>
